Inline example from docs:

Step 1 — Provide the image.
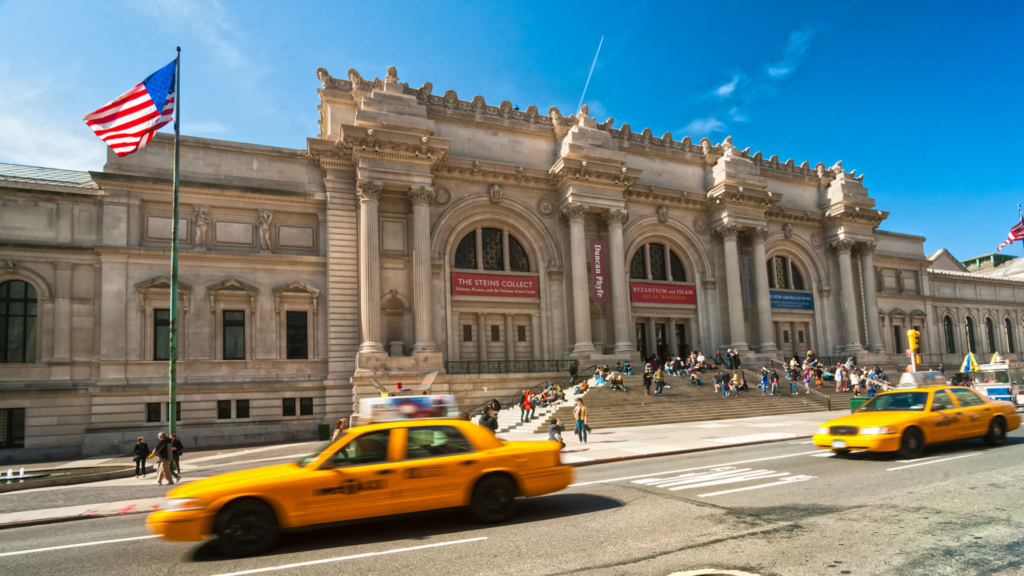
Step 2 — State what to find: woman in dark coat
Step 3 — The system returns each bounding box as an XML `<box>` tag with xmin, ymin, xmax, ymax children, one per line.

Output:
<box><xmin>133</xmin><ymin>437</ymin><xmax>150</xmax><ymax>478</ymax></box>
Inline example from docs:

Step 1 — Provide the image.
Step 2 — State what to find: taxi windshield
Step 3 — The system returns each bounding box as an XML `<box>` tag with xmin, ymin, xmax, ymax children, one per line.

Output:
<box><xmin>859</xmin><ymin>392</ymin><xmax>928</xmax><ymax>412</ymax></box>
<box><xmin>977</xmin><ymin>370</ymin><xmax>1010</xmax><ymax>384</ymax></box>
<box><xmin>297</xmin><ymin>440</ymin><xmax>336</xmax><ymax>467</ymax></box>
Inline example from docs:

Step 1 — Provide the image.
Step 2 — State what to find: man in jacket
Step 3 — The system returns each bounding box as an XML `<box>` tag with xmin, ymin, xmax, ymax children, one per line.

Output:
<box><xmin>151</xmin><ymin>432</ymin><xmax>175</xmax><ymax>486</ymax></box>
<box><xmin>479</xmin><ymin>407</ymin><xmax>498</xmax><ymax>433</ymax></box>
<box><xmin>548</xmin><ymin>419</ymin><xmax>565</xmax><ymax>449</ymax></box>
<box><xmin>170</xmin><ymin>434</ymin><xmax>184</xmax><ymax>480</ymax></box>
<box><xmin>133</xmin><ymin>437</ymin><xmax>150</xmax><ymax>478</ymax></box>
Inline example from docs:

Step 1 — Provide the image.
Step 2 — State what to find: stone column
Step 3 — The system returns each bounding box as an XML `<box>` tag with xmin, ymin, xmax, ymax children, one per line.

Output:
<box><xmin>667</xmin><ymin>318</ymin><xmax>677</xmax><ymax>357</ymax></box>
<box><xmin>477</xmin><ymin>313</ymin><xmax>488</xmax><ymax>361</ymax></box>
<box><xmin>832</xmin><ymin>240</ymin><xmax>864</xmax><ymax>352</ymax></box>
<box><xmin>562</xmin><ymin>203</ymin><xmax>596</xmax><ymax>356</ymax></box>
<box><xmin>53</xmin><ymin>262</ymin><xmax>73</xmax><ymax>363</ymax></box>
<box><xmin>356</xmin><ymin>180</ymin><xmax>385</xmax><ymax>354</ymax></box>
<box><xmin>531</xmin><ymin>313</ymin><xmax>542</xmax><ymax>359</ymax></box>
<box><xmin>646</xmin><ymin>317</ymin><xmax>656</xmax><ymax>359</ymax></box>
<box><xmin>505</xmin><ymin>313</ymin><xmax>515</xmax><ymax>361</ymax></box>
<box><xmin>858</xmin><ymin>242</ymin><xmax>883</xmax><ymax>353</ymax></box>
<box><xmin>408</xmin><ymin>186</ymin><xmax>437</xmax><ymax>353</ymax></box>
<box><xmin>719</xmin><ymin>225</ymin><xmax>749</xmax><ymax>351</ymax></box>
<box><xmin>449</xmin><ymin>310</ymin><xmax>460</xmax><ymax>361</ymax></box>
<box><xmin>604</xmin><ymin>209</ymin><xmax>633</xmax><ymax>355</ymax></box>
<box><xmin>750</xmin><ymin>228</ymin><xmax>777</xmax><ymax>354</ymax></box>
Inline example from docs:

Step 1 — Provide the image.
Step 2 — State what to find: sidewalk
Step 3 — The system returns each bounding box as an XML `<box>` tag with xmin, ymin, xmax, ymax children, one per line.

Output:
<box><xmin>0</xmin><ymin>411</ymin><xmax>834</xmax><ymax>529</ymax></box>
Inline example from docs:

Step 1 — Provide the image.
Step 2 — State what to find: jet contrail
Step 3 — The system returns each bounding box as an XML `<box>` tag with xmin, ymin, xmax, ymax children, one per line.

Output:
<box><xmin>577</xmin><ymin>36</ymin><xmax>604</xmax><ymax>115</ymax></box>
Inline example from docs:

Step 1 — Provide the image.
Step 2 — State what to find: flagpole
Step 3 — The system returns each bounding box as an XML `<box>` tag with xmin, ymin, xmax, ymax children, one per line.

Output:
<box><xmin>168</xmin><ymin>47</ymin><xmax>181</xmax><ymax>435</ymax></box>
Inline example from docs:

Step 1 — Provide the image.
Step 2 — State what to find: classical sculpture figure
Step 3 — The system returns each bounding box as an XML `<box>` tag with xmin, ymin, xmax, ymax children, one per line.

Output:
<box><xmin>875</xmin><ymin>267</ymin><xmax>884</xmax><ymax>292</ymax></box>
<box><xmin>193</xmin><ymin>206</ymin><xmax>210</xmax><ymax>250</ymax></box>
<box><xmin>896</xmin><ymin>269</ymin><xmax>905</xmax><ymax>293</ymax></box>
<box><xmin>257</xmin><ymin>210</ymin><xmax>273</xmax><ymax>252</ymax></box>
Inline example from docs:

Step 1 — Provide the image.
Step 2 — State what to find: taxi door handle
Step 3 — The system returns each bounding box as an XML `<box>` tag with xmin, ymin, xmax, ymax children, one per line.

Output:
<box><xmin>376</xmin><ymin>469</ymin><xmax>394</xmax><ymax>475</ymax></box>
<box><xmin>459</xmin><ymin>460</ymin><xmax>477</xmax><ymax>466</ymax></box>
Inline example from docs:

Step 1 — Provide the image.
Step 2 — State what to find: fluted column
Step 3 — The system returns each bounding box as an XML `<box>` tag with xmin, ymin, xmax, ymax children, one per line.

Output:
<box><xmin>563</xmin><ymin>203</ymin><xmax>596</xmax><ymax>356</ymax></box>
<box><xmin>52</xmin><ymin>262</ymin><xmax>73</xmax><ymax>363</ymax></box>
<box><xmin>858</xmin><ymin>242</ymin><xmax>883</xmax><ymax>353</ymax></box>
<box><xmin>531</xmin><ymin>313</ymin><xmax>542</xmax><ymax>359</ymax></box>
<box><xmin>750</xmin><ymin>228</ymin><xmax>777</xmax><ymax>354</ymax></box>
<box><xmin>408</xmin><ymin>186</ymin><xmax>437</xmax><ymax>353</ymax></box>
<box><xmin>604</xmin><ymin>209</ymin><xmax>633</xmax><ymax>354</ymax></box>
<box><xmin>720</xmin><ymin>225</ymin><xmax>749</xmax><ymax>351</ymax></box>
<box><xmin>356</xmin><ymin>180</ymin><xmax>385</xmax><ymax>354</ymax></box>
<box><xmin>667</xmin><ymin>317</ymin><xmax>677</xmax><ymax>357</ymax></box>
<box><xmin>833</xmin><ymin>240</ymin><xmax>864</xmax><ymax>352</ymax></box>
<box><xmin>477</xmin><ymin>313</ymin><xmax>488</xmax><ymax>361</ymax></box>
<box><xmin>504</xmin><ymin>313</ymin><xmax>515</xmax><ymax>360</ymax></box>
<box><xmin>646</xmin><ymin>317</ymin><xmax>656</xmax><ymax>358</ymax></box>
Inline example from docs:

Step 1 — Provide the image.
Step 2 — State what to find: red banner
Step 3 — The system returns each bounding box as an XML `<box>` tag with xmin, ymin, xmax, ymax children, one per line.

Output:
<box><xmin>589</xmin><ymin>240</ymin><xmax>608</xmax><ymax>303</ymax></box>
<box><xmin>451</xmin><ymin>272</ymin><xmax>539</xmax><ymax>298</ymax></box>
<box><xmin>630</xmin><ymin>282</ymin><xmax>696</xmax><ymax>305</ymax></box>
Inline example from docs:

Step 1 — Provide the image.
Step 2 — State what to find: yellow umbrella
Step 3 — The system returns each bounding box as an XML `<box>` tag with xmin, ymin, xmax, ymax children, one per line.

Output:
<box><xmin>961</xmin><ymin>352</ymin><xmax>980</xmax><ymax>373</ymax></box>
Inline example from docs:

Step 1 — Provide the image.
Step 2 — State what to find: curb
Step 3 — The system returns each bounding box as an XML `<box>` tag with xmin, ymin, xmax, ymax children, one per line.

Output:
<box><xmin>566</xmin><ymin>434</ymin><xmax>814</xmax><ymax>467</ymax></box>
<box><xmin>0</xmin><ymin>466</ymin><xmax>151</xmax><ymax>494</ymax></box>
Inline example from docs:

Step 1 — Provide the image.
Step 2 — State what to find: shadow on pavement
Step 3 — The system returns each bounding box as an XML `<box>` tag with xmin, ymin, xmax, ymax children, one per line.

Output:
<box><xmin>189</xmin><ymin>492</ymin><xmax>621</xmax><ymax>561</ymax></box>
<box><xmin>829</xmin><ymin>434</ymin><xmax>1024</xmax><ymax>462</ymax></box>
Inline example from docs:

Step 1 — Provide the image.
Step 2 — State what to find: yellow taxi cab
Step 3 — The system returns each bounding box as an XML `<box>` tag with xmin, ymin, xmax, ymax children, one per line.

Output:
<box><xmin>146</xmin><ymin>398</ymin><xmax>571</xmax><ymax>556</ymax></box>
<box><xmin>813</xmin><ymin>385</ymin><xmax>1021</xmax><ymax>459</ymax></box>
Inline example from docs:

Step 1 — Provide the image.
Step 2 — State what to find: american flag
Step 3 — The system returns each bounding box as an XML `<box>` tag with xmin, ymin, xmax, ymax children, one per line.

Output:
<box><xmin>997</xmin><ymin>217</ymin><xmax>1024</xmax><ymax>252</ymax></box>
<box><xmin>83</xmin><ymin>60</ymin><xmax>176</xmax><ymax>157</ymax></box>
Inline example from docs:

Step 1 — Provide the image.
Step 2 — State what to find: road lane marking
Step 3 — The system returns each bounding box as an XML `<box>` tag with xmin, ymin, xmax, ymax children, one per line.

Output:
<box><xmin>568</xmin><ymin>451</ymin><xmax>821</xmax><ymax>486</ymax></box>
<box><xmin>0</xmin><ymin>535</ymin><xmax>159</xmax><ymax>557</ymax></box>
<box><xmin>895</xmin><ymin>455</ymin><xmax>938</xmax><ymax>463</ymax></box>
<box><xmin>669</xmin><ymin>471</ymin><xmax>789</xmax><ymax>491</ymax></box>
<box><xmin>210</xmin><ymin>537</ymin><xmax>488</xmax><ymax>576</ymax></box>
<box><xmin>698</xmin><ymin>475</ymin><xmax>817</xmax><ymax>497</ymax></box>
<box><xmin>887</xmin><ymin>453</ymin><xmax>980</xmax><ymax>471</ymax></box>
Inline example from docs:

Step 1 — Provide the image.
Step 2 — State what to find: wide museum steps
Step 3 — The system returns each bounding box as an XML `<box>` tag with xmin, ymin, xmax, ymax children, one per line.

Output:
<box><xmin>535</xmin><ymin>370</ymin><xmax>852</xmax><ymax>432</ymax></box>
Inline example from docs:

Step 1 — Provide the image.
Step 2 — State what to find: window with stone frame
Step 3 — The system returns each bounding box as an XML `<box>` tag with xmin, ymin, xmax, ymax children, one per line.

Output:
<box><xmin>286</xmin><ymin>311</ymin><xmax>308</xmax><ymax>360</ymax></box>
<box><xmin>1</xmin><ymin>280</ymin><xmax>37</xmax><ymax>364</ymax></box>
<box><xmin>154</xmin><ymin>309</ymin><xmax>171</xmax><ymax>361</ymax></box>
<box><xmin>454</xmin><ymin>231</ymin><xmax>477</xmax><ymax>269</ymax></box>
<box><xmin>0</xmin><ymin>408</ymin><xmax>25</xmax><ymax>449</ymax></box>
<box><xmin>1006</xmin><ymin>318</ymin><xmax>1016</xmax><ymax>354</ymax></box>
<box><xmin>630</xmin><ymin>250</ymin><xmax>646</xmax><ymax>280</ymax></box>
<box><xmin>508</xmin><ymin>234</ymin><xmax>530</xmax><ymax>272</ymax></box>
<box><xmin>670</xmin><ymin>251</ymin><xmax>686</xmax><ymax>282</ymax></box>
<box><xmin>943</xmin><ymin>316</ymin><xmax>956</xmax><ymax>354</ymax></box>
<box><xmin>986</xmin><ymin>318</ymin><xmax>997</xmax><ymax>354</ymax></box>
<box><xmin>966</xmin><ymin>317</ymin><xmax>977</xmax><ymax>353</ymax></box>
<box><xmin>481</xmin><ymin>228</ymin><xmax>504</xmax><ymax>271</ymax></box>
<box><xmin>791</xmin><ymin>265</ymin><xmax>805</xmax><ymax>291</ymax></box>
<box><xmin>649</xmin><ymin>243</ymin><xmax>667</xmax><ymax>281</ymax></box>
<box><xmin>283</xmin><ymin>398</ymin><xmax>296</xmax><ymax>416</ymax></box>
<box><xmin>223</xmin><ymin>310</ymin><xmax>246</xmax><ymax>360</ymax></box>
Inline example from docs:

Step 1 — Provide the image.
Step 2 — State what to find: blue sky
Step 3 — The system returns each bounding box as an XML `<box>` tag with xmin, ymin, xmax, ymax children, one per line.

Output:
<box><xmin>1</xmin><ymin>0</ymin><xmax>1022</xmax><ymax>261</ymax></box>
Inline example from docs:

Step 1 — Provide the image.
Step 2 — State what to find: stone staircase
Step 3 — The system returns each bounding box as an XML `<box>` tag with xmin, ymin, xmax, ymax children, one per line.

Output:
<box><xmin>535</xmin><ymin>371</ymin><xmax>836</xmax><ymax>432</ymax></box>
<box><xmin>493</xmin><ymin>387</ymin><xmax>587</xmax><ymax>434</ymax></box>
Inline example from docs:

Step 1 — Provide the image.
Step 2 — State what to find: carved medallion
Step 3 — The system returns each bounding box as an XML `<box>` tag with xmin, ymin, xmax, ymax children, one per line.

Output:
<box><xmin>811</xmin><ymin>232</ymin><xmax>823</xmax><ymax>248</ymax></box>
<box><xmin>657</xmin><ymin>206</ymin><xmax>669</xmax><ymax>223</ymax></box>
<box><xmin>432</xmin><ymin>186</ymin><xmax>451</xmax><ymax>206</ymax></box>
<box><xmin>536</xmin><ymin>196</ymin><xmax>556</xmax><ymax>217</ymax></box>
<box><xmin>692</xmin><ymin>216</ymin><xmax>709</xmax><ymax>235</ymax></box>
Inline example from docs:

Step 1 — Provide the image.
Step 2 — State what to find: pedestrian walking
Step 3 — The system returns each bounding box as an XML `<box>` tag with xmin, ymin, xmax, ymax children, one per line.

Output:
<box><xmin>548</xmin><ymin>419</ymin><xmax>565</xmax><ymax>449</ymax></box>
<box><xmin>170</xmin><ymin>433</ymin><xmax>184</xmax><ymax>480</ymax></box>
<box><xmin>573</xmin><ymin>399</ymin><xmax>588</xmax><ymax>444</ymax></box>
<box><xmin>643</xmin><ymin>369</ymin><xmax>653</xmax><ymax>396</ymax></box>
<box><xmin>331</xmin><ymin>418</ymin><xmax>348</xmax><ymax>441</ymax></box>
<box><xmin>731</xmin><ymin>371</ymin><xmax>742</xmax><ymax>397</ymax></box>
<box><xmin>759</xmin><ymin>370</ymin><xmax>769</xmax><ymax>396</ymax></box>
<box><xmin>520</xmin><ymin>390</ymin><xmax>532</xmax><ymax>423</ymax></box>
<box><xmin>654</xmin><ymin>367</ymin><xmax>666</xmax><ymax>395</ymax></box>
<box><xmin>150</xmin><ymin>432</ymin><xmax>175</xmax><ymax>486</ymax></box>
<box><xmin>770</xmin><ymin>369</ymin><xmax>780</xmax><ymax>395</ymax></box>
<box><xmin>132</xmin><ymin>436</ymin><xmax>150</xmax><ymax>478</ymax></box>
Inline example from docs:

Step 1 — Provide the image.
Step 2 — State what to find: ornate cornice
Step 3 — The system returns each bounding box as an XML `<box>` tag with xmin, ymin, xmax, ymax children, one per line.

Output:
<box><xmin>549</xmin><ymin>160</ymin><xmax>639</xmax><ymax>189</ymax></box>
<box><xmin>433</xmin><ymin>157</ymin><xmax>555</xmax><ymax>190</ymax></box>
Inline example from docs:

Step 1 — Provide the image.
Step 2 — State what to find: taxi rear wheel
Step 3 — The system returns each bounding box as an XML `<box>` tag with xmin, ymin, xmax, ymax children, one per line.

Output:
<box><xmin>214</xmin><ymin>499</ymin><xmax>280</xmax><ymax>557</ymax></box>
<box><xmin>898</xmin><ymin>428</ymin><xmax>924</xmax><ymax>459</ymax></box>
<box><xmin>471</xmin><ymin>475</ymin><xmax>517</xmax><ymax>523</ymax></box>
<box><xmin>832</xmin><ymin>449</ymin><xmax>851</xmax><ymax>457</ymax></box>
<box><xmin>984</xmin><ymin>418</ymin><xmax>1007</xmax><ymax>446</ymax></box>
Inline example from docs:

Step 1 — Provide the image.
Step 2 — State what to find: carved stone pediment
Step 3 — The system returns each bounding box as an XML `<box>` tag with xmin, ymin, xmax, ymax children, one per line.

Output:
<box><xmin>134</xmin><ymin>276</ymin><xmax>193</xmax><ymax>311</ymax></box>
<box><xmin>272</xmin><ymin>281</ymin><xmax>321</xmax><ymax>314</ymax></box>
<box><xmin>207</xmin><ymin>278</ymin><xmax>259</xmax><ymax>312</ymax></box>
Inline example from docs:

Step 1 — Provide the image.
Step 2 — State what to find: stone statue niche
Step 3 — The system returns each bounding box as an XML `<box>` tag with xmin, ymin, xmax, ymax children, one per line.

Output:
<box><xmin>380</xmin><ymin>290</ymin><xmax>410</xmax><ymax>357</ymax></box>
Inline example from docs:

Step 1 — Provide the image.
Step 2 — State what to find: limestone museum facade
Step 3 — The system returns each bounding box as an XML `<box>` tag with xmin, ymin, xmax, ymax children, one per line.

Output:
<box><xmin>2</xmin><ymin>65</ymin><xmax>1023</xmax><ymax>460</ymax></box>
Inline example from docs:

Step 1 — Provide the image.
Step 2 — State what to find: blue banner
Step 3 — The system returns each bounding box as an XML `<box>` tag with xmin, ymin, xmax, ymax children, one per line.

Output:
<box><xmin>770</xmin><ymin>291</ymin><xmax>814</xmax><ymax>310</ymax></box>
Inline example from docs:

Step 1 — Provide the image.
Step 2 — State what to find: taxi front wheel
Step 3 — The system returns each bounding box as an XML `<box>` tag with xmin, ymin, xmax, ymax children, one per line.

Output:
<box><xmin>471</xmin><ymin>476</ymin><xmax>517</xmax><ymax>523</ymax></box>
<box><xmin>898</xmin><ymin>428</ymin><xmax>924</xmax><ymax>459</ymax></box>
<box><xmin>984</xmin><ymin>418</ymin><xmax>1007</xmax><ymax>446</ymax></box>
<box><xmin>214</xmin><ymin>499</ymin><xmax>280</xmax><ymax>557</ymax></box>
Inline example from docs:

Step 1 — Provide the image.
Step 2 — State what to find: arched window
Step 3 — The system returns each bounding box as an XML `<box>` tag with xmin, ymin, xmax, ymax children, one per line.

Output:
<box><xmin>1005</xmin><ymin>318</ymin><xmax>1016</xmax><ymax>354</ymax></box>
<box><xmin>943</xmin><ymin>316</ymin><xmax>956</xmax><ymax>354</ymax></box>
<box><xmin>986</xmin><ymin>318</ymin><xmax>997</xmax><ymax>353</ymax></box>
<box><xmin>453</xmin><ymin>228</ymin><xmax>531</xmax><ymax>272</ymax></box>
<box><xmin>1</xmin><ymin>280</ymin><xmax>37</xmax><ymax>363</ymax></box>
<box><xmin>629</xmin><ymin>243</ymin><xmax>687</xmax><ymax>282</ymax></box>
<box><xmin>454</xmin><ymin>232</ymin><xmax>476</xmax><ymax>269</ymax></box>
<box><xmin>630</xmin><ymin>250</ymin><xmax>646</xmax><ymax>280</ymax></box>
<box><xmin>767</xmin><ymin>256</ymin><xmax>807</xmax><ymax>291</ymax></box>
<box><xmin>966</xmin><ymin>317</ymin><xmax>977</xmax><ymax>353</ymax></box>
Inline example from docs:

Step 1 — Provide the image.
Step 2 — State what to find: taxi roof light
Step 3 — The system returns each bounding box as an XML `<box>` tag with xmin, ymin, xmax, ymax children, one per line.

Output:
<box><xmin>356</xmin><ymin>394</ymin><xmax>458</xmax><ymax>425</ymax></box>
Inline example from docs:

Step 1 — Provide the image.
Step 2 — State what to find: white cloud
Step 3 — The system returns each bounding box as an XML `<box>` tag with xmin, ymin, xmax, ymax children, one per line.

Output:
<box><xmin>184</xmin><ymin>120</ymin><xmax>228</xmax><ymax>135</ymax></box>
<box><xmin>714</xmin><ymin>76</ymin><xmax>740</xmax><ymax>97</ymax></box>
<box><xmin>681</xmin><ymin>117</ymin><xmax>725</xmax><ymax>135</ymax></box>
<box><xmin>728</xmin><ymin>107</ymin><xmax>747</xmax><ymax>123</ymax></box>
<box><xmin>767</xmin><ymin>66</ymin><xmax>791</xmax><ymax>78</ymax></box>
<box><xmin>133</xmin><ymin>0</ymin><xmax>252</xmax><ymax>73</ymax></box>
<box><xmin>765</xmin><ymin>28</ymin><xmax>814</xmax><ymax>80</ymax></box>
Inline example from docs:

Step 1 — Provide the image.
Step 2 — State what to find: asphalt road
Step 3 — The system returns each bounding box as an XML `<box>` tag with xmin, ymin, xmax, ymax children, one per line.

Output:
<box><xmin>3</xmin><ymin>431</ymin><xmax>1024</xmax><ymax>576</ymax></box>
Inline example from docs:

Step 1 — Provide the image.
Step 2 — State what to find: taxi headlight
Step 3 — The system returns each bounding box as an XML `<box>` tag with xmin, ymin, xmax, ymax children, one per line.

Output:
<box><xmin>162</xmin><ymin>498</ymin><xmax>206</xmax><ymax>512</ymax></box>
<box><xmin>815</xmin><ymin>427</ymin><xmax>829</xmax><ymax>435</ymax></box>
<box><xmin>860</xmin><ymin>426</ymin><xmax>896</xmax><ymax>435</ymax></box>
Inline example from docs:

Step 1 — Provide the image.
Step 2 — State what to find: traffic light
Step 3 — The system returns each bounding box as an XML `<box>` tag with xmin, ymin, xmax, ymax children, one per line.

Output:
<box><xmin>907</xmin><ymin>329</ymin><xmax>921</xmax><ymax>354</ymax></box>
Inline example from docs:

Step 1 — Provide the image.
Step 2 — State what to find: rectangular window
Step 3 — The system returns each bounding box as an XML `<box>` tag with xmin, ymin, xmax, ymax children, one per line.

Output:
<box><xmin>517</xmin><ymin>325</ymin><xmax>526</xmax><ymax>342</ymax></box>
<box><xmin>154</xmin><ymin>309</ymin><xmax>170</xmax><ymax>361</ymax></box>
<box><xmin>217</xmin><ymin>400</ymin><xmax>231</xmax><ymax>420</ymax></box>
<box><xmin>236</xmin><ymin>399</ymin><xmax>250</xmax><ymax>419</ymax></box>
<box><xmin>893</xmin><ymin>325</ymin><xmax>903</xmax><ymax>354</ymax></box>
<box><xmin>783</xmin><ymin>331</ymin><xmax>790</xmax><ymax>344</ymax></box>
<box><xmin>798</xmin><ymin>330</ymin><xmax>805</xmax><ymax>344</ymax></box>
<box><xmin>0</xmin><ymin>408</ymin><xmax>26</xmax><ymax>449</ymax></box>
<box><xmin>286</xmin><ymin>311</ymin><xmax>308</xmax><ymax>360</ymax></box>
<box><xmin>165</xmin><ymin>401</ymin><xmax>181</xmax><ymax>422</ymax></box>
<box><xmin>146</xmin><ymin>402</ymin><xmax>161</xmax><ymax>423</ymax></box>
<box><xmin>223</xmin><ymin>310</ymin><xmax>246</xmax><ymax>360</ymax></box>
<box><xmin>300</xmin><ymin>397</ymin><xmax>313</xmax><ymax>416</ymax></box>
<box><xmin>491</xmin><ymin>325</ymin><xmax>500</xmax><ymax>342</ymax></box>
<box><xmin>463</xmin><ymin>325</ymin><xmax>472</xmax><ymax>342</ymax></box>
<box><xmin>283</xmin><ymin>398</ymin><xmax>296</xmax><ymax>417</ymax></box>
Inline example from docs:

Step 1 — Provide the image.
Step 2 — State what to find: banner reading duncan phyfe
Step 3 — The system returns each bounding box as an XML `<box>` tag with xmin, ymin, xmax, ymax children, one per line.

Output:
<box><xmin>589</xmin><ymin>240</ymin><xmax>608</xmax><ymax>303</ymax></box>
<box><xmin>630</xmin><ymin>282</ymin><xmax>696</xmax><ymax>305</ymax></box>
<box><xmin>451</xmin><ymin>272</ymin><xmax>539</xmax><ymax>298</ymax></box>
